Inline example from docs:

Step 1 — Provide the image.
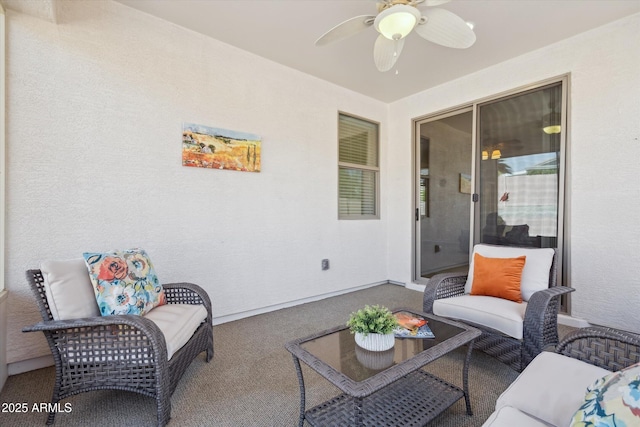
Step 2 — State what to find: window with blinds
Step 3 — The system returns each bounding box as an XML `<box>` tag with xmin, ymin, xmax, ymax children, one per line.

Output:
<box><xmin>338</xmin><ymin>113</ymin><xmax>379</xmax><ymax>219</ymax></box>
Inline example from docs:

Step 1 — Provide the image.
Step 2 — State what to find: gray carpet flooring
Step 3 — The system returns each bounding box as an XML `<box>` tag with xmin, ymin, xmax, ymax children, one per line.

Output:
<box><xmin>0</xmin><ymin>284</ymin><xmax>572</xmax><ymax>426</ymax></box>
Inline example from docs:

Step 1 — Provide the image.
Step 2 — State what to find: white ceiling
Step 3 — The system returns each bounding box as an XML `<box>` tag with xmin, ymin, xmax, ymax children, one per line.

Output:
<box><xmin>115</xmin><ymin>0</ymin><xmax>639</xmax><ymax>103</ymax></box>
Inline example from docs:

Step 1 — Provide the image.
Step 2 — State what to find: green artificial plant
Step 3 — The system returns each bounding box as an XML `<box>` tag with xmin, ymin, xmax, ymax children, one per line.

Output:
<box><xmin>346</xmin><ymin>305</ymin><xmax>399</xmax><ymax>336</ymax></box>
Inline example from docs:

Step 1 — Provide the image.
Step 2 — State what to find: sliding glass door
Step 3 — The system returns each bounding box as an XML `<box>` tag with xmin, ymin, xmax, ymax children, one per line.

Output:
<box><xmin>414</xmin><ymin>78</ymin><xmax>567</xmax><ymax>284</ymax></box>
<box><xmin>476</xmin><ymin>82</ymin><xmax>563</xmax><ymax>250</ymax></box>
<box><xmin>415</xmin><ymin>109</ymin><xmax>473</xmax><ymax>279</ymax></box>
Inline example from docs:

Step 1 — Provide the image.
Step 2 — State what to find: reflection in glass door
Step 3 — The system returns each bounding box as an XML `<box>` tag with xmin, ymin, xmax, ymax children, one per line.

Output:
<box><xmin>477</xmin><ymin>83</ymin><xmax>563</xmax><ymax>250</ymax></box>
<box><xmin>416</xmin><ymin>110</ymin><xmax>473</xmax><ymax>278</ymax></box>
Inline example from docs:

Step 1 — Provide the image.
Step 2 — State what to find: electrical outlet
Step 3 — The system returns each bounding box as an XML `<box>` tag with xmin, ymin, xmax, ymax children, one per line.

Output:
<box><xmin>321</xmin><ymin>259</ymin><xmax>330</xmax><ymax>270</ymax></box>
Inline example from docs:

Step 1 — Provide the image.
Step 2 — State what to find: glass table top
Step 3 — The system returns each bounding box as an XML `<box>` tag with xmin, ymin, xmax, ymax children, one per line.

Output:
<box><xmin>299</xmin><ymin>312</ymin><xmax>466</xmax><ymax>382</ymax></box>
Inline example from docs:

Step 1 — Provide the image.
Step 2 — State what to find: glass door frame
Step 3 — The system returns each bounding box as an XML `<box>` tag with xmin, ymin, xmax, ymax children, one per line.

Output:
<box><xmin>412</xmin><ymin>75</ymin><xmax>570</xmax><ymax>313</ymax></box>
<box><xmin>412</xmin><ymin>106</ymin><xmax>474</xmax><ymax>283</ymax></box>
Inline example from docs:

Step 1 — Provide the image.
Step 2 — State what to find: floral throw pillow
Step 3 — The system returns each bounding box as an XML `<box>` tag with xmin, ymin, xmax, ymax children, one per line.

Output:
<box><xmin>570</xmin><ymin>362</ymin><xmax>640</xmax><ymax>427</ymax></box>
<box><xmin>83</xmin><ymin>248</ymin><xmax>166</xmax><ymax>316</ymax></box>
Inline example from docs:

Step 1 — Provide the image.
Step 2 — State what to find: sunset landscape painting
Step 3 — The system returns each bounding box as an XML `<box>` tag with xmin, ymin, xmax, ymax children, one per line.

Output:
<box><xmin>182</xmin><ymin>123</ymin><xmax>261</xmax><ymax>172</ymax></box>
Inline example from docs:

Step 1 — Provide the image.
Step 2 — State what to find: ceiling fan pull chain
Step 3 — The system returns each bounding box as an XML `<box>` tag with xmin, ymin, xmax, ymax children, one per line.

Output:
<box><xmin>394</xmin><ymin>37</ymin><xmax>400</xmax><ymax>74</ymax></box>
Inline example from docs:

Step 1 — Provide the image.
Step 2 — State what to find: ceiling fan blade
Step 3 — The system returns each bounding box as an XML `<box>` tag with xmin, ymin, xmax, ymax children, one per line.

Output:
<box><xmin>373</xmin><ymin>34</ymin><xmax>405</xmax><ymax>72</ymax></box>
<box><xmin>421</xmin><ymin>0</ymin><xmax>451</xmax><ymax>6</ymax></box>
<box><xmin>315</xmin><ymin>15</ymin><xmax>375</xmax><ymax>47</ymax></box>
<box><xmin>415</xmin><ymin>8</ymin><xmax>476</xmax><ymax>49</ymax></box>
<box><xmin>382</xmin><ymin>0</ymin><xmax>450</xmax><ymax>6</ymax></box>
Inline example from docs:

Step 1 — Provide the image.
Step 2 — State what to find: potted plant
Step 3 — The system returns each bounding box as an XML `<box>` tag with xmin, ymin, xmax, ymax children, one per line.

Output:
<box><xmin>346</xmin><ymin>305</ymin><xmax>399</xmax><ymax>352</ymax></box>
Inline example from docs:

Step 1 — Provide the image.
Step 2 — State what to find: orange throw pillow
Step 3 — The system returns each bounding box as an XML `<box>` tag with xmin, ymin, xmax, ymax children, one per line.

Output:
<box><xmin>470</xmin><ymin>253</ymin><xmax>526</xmax><ymax>303</ymax></box>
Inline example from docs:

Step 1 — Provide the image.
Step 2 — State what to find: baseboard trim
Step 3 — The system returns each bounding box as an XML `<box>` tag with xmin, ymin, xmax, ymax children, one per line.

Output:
<box><xmin>558</xmin><ymin>313</ymin><xmax>590</xmax><ymax>328</ymax></box>
<box><xmin>404</xmin><ymin>282</ymin><xmax>425</xmax><ymax>292</ymax></box>
<box><xmin>8</xmin><ymin>354</ymin><xmax>53</xmax><ymax>376</ymax></box>
<box><xmin>213</xmin><ymin>281</ymin><xmax>396</xmax><ymax>325</ymax></box>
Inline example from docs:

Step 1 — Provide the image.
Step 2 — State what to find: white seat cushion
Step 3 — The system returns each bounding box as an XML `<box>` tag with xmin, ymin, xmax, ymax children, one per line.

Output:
<box><xmin>433</xmin><ymin>295</ymin><xmax>526</xmax><ymax>339</ymax></box>
<box><xmin>481</xmin><ymin>406</ymin><xmax>552</xmax><ymax>427</ymax></box>
<box><xmin>144</xmin><ymin>304</ymin><xmax>208</xmax><ymax>360</ymax></box>
<box><xmin>496</xmin><ymin>352</ymin><xmax>610</xmax><ymax>427</ymax></box>
<box><xmin>465</xmin><ymin>244</ymin><xmax>555</xmax><ymax>301</ymax></box>
<box><xmin>40</xmin><ymin>258</ymin><xmax>100</xmax><ymax>320</ymax></box>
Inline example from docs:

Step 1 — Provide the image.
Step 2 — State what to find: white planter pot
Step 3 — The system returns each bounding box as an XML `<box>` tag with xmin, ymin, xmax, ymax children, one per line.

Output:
<box><xmin>354</xmin><ymin>332</ymin><xmax>395</xmax><ymax>352</ymax></box>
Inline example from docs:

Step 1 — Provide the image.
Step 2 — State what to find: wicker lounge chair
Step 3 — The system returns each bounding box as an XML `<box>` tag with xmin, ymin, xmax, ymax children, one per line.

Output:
<box><xmin>482</xmin><ymin>326</ymin><xmax>640</xmax><ymax>426</ymax></box>
<box><xmin>423</xmin><ymin>244</ymin><xmax>573</xmax><ymax>372</ymax></box>
<box><xmin>23</xmin><ymin>268</ymin><xmax>214</xmax><ymax>426</ymax></box>
<box><xmin>556</xmin><ymin>325</ymin><xmax>640</xmax><ymax>371</ymax></box>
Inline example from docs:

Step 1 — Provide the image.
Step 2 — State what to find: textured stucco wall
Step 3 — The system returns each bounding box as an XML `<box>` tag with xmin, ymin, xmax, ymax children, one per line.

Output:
<box><xmin>388</xmin><ymin>13</ymin><xmax>640</xmax><ymax>333</ymax></box>
<box><xmin>6</xmin><ymin>1</ymin><xmax>639</xmax><ymax>369</ymax></box>
<box><xmin>1</xmin><ymin>0</ymin><xmax>57</xmax><ymax>23</ymax></box>
<box><xmin>5</xmin><ymin>1</ymin><xmax>388</xmax><ymax>364</ymax></box>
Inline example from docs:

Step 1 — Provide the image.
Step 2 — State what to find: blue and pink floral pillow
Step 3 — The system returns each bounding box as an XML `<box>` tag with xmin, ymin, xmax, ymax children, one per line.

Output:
<box><xmin>83</xmin><ymin>248</ymin><xmax>166</xmax><ymax>316</ymax></box>
<box><xmin>570</xmin><ymin>362</ymin><xmax>640</xmax><ymax>426</ymax></box>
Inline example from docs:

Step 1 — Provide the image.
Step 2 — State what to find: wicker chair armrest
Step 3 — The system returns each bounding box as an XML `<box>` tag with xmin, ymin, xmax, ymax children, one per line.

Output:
<box><xmin>523</xmin><ymin>286</ymin><xmax>574</xmax><ymax>346</ymax></box>
<box><xmin>423</xmin><ymin>273</ymin><xmax>468</xmax><ymax>313</ymax></box>
<box><xmin>23</xmin><ymin>315</ymin><xmax>168</xmax><ymax>364</ymax></box>
<box><xmin>23</xmin><ymin>314</ymin><xmax>157</xmax><ymax>332</ymax></box>
<box><xmin>524</xmin><ymin>286</ymin><xmax>574</xmax><ymax>328</ymax></box>
<box><xmin>163</xmin><ymin>282</ymin><xmax>212</xmax><ymax>324</ymax></box>
<box><xmin>556</xmin><ymin>326</ymin><xmax>640</xmax><ymax>371</ymax></box>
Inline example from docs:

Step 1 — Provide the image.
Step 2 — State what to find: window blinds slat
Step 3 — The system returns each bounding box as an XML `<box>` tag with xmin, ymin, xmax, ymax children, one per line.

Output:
<box><xmin>338</xmin><ymin>113</ymin><xmax>379</xmax><ymax>218</ymax></box>
<box><xmin>338</xmin><ymin>168</ymin><xmax>376</xmax><ymax>216</ymax></box>
<box><xmin>339</xmin><ymin>116</ymin><xmax>378</xmax><ymax>167</ymax></box>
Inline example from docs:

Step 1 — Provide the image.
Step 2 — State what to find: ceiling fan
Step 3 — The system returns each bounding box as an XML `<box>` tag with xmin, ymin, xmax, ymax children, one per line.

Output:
<box><xmin>315</xmin><ymin>0</ymin><xmax>476</xmax><ymax>72</ymax></box>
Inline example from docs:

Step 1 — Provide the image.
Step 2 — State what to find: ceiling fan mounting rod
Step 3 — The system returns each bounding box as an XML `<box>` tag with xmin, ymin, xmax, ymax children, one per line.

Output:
<box><xmin>379</xmin><ymin>0</ymin><xmax>423</xmax><ymax>12</ymax></box>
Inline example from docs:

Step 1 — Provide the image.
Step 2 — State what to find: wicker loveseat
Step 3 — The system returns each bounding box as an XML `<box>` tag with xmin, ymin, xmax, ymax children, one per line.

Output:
<box><xmin>423</xmin><ymin>244</ymin><xmax>573</xmax><ymax>372</ymax></box>
<box><xmin>23</xmin><ymin>262</ymin><xmax>214</xmax><ymax>427</ymax></box>
<box><xmin>482</xmin><ymin>326</ymin><xmax>640</xmax><ymax>426</ymax></box>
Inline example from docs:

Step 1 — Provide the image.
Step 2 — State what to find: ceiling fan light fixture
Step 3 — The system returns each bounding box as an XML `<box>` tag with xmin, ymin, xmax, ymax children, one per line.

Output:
<box><xmin>491</xmin><ymin>149</ymin><xmax>501</xmax><ymax>160</ymax></box>
<box><xmin>543</xmin><ymin>125</ymin><xmax>562</xmax><ymax>135</ymax></box>
<box><xmin>482</xmin><ymin>150</ymin><xmax>488</xmax><ymax>160</ymax></box>
<box><xmin>374</xmin><ymin>5</ymin><xmax>421</xmax><ymax>40</ymax></box>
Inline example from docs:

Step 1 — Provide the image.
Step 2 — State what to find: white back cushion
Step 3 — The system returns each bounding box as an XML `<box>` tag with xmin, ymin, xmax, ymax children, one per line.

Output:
<box><xmin>464</xmin><ymin>245</ymin><xmax>554</xmax><ymax>301</ymax></box>
<box><xmin>40</xmin><ymin>258</ymin><xmax>100</xmax><ymax>320</ymax></box>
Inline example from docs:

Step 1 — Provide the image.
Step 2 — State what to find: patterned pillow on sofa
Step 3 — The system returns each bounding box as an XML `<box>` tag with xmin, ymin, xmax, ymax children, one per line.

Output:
<box><xmin>570</xmin><ymin>362</ymin><xmax>640</xmax><ymax>426</ymax></box>
<box><xmin>83</xmin><ymin>248</ymin><xmax>166</xmax><ymax>316</ymax></box>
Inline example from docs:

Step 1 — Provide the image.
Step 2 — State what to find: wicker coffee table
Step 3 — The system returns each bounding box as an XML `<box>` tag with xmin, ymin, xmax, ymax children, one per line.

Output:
<box><xmin>285</xmin><ymin>308</ymin><xmax>481</xmax><ymax>426</ymax></box>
